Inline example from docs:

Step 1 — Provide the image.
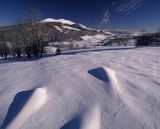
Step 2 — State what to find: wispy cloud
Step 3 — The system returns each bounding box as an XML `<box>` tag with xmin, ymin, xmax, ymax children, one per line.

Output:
<box><xmin>98</xmin><ymin>0</ymin><xmax>147</xmax><ymax>28</ymax></box>
<box><xmin>99</xmin><ymin>10</ymin><xmax>111</xmax><ymax>27</ymax></box>
<box><xmin>114</xmin><ymin>0</ymin><xmax>146</xmax><ymax>14</ymax></box>
<box><xmin>112</xmin><ymin>1</ymin><xmax>119</xmax><ymax>6</ymax></box>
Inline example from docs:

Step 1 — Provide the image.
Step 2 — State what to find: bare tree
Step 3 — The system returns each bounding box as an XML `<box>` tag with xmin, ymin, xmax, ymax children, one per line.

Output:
<box><xmin>0</xmin><ymin>8</ymin><xmax>54</xmax><ymax>59</ymax></box>
<box><xmin>0</xmin><ymin>33</ymin><xmax>10</xmax><ymax>59</ymax></box>
<box><xmin>0</xmin><ymin>42</ymin><xmax>10</xmax><ymax>59</ymax></box>
<box><xmin>39</xmin><ymin>24</ymin><xmax>53</xmax><ymax>57</ymax></box>
<box><xmin>68</xmin><ymin>42</ymin><xmax>74</xmax><ymax>50</ymax></box>
<box><xmin>21</xmin><ymin>8</ymin><xmax>43</xmax><ymax>58</ymax></box>
<box><xmin>28</xmin><ymin>8</ymin><xmax>42</xmax><ymax>56</ymax></box>
<box><xmin>10</xmin><ymin>22</ymin><xmax>23</xmax><ymax>58</ymax></box>
<box><xmin>26</xmin><ymin>8</ymin><xmax>53</xmax><ymax>57</ymax></box>
<box><xmin>20</xmin><ymin>25</ymin><xmax>32</xmax><ymax>58</ymax></box>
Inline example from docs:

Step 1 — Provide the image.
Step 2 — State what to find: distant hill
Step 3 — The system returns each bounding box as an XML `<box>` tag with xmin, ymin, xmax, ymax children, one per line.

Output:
<box><xmin>0</xmin><ymin>18</ymin><xmax>113</xmax><ymax>43</ymax></box>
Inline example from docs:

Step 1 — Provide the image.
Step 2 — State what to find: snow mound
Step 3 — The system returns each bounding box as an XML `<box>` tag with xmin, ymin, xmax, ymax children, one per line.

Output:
<box><xmin>1</xmin><ymin>88</ymin><xmax>47</xmax><ymax>129</ymax></box>
<box><xmin>82</xmin><ymin>104</ymin><xmax>101</xmax><ymax>129</ymax></box>
<box><xmin>88</xmin><ymin>67</ymin><xmax>119</xmax><ymax>98</ymax></box>
<box><xmin>102</xmin><ymin>67</ymin><xmax>118</xmax><ymax>88</ymax></box>
<box><xmin>41</xmin><ymin>18</ymin><xmax>75</xmax><ymax>25</ymax></box>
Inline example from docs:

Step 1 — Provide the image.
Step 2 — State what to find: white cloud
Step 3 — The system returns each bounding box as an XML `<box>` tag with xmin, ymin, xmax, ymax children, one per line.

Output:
<box><xmin>100</xmin><ymin>10</ymin><xmax>111</xmax><ymax>27</ymax></box>
<box><xmin>98</xmin><ymin>0</ymin><xmax>146</xmax><ymax>28</ymax></box>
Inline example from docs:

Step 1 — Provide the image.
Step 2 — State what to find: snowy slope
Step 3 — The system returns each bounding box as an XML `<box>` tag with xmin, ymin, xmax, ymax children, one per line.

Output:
<box><xmin>81</xmin><ymin>34</ymin><xmax>107</xmax><ymax>41</ymax></box>
<box><xmin>79</xmin><ymin>24</ymin><xmax>96</xmax><ymax>31</ymax></box>
<box><xmin>62</xmin><ymin>25</ymin><xmax>81</xmax><ymax>31</ymax></box>
<box><xmin>54</xmin><ymin>26</ymin><xmax>63</xmax><ymax>32</ymax></box>
<box><xmin>0</xmin><ymin>47</ymin><xmax>160</xmax><ymax>129</ymax></box>
<box><xmin>76</xmin><ymin>34</ymin><xmax>108</xmax><ymax>46</ymax></box>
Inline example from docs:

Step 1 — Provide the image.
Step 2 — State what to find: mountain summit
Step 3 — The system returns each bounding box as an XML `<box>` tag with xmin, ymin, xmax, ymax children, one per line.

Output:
<box><xmin>40</xmin><ymin>18</ymin><xmax>76</xmax><ymax>25</ymax></box>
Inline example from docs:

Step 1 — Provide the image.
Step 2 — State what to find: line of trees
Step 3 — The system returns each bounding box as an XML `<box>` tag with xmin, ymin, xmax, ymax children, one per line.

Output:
<box><xmin>0</xmin><ymin>8</ymin><xmax>54</xmax><ymax>59</ymax></box>
<box><xmin>136</xmin><ymin>32</ymin><xmax>160</xmax><ymax>47</ymax></box>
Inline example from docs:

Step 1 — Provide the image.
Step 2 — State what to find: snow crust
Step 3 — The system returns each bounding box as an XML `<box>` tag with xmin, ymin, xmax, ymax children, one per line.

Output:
<box><xmin>0</xmin><ymin>47</ymin><xmax>160</xmax><ymax>129</ymax></box>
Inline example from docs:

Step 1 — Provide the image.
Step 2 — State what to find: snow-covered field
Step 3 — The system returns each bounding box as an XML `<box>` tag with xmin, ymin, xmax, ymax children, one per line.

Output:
<box><xmin>0</xmin><ymin>47</ymin><xmax>160</xmax><ymax>129</ymax></box>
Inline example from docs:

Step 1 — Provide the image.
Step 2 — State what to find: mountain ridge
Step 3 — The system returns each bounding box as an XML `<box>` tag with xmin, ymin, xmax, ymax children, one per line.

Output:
<box><xmin>0</xmin><ymin>18</ymin><xmax>113</xmax><ymax>42</ymax></box>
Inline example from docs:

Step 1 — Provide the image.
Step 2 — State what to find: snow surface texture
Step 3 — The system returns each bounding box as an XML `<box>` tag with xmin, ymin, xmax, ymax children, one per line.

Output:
<box><xmin>0</xmin><ymin>47</ymin><xmax>160</xmax><ymax>129</ymax></box>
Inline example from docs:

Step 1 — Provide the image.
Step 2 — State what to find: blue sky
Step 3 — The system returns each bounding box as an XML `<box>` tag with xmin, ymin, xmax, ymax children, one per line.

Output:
<box><xmin>0</xmin><ymin>0</ymin><xmax>160</xmax><ymax>32</ymax></box>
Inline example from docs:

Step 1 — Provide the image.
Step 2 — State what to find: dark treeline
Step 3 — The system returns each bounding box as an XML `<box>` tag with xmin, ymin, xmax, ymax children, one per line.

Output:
<box><xmin>136</xmin><ymin>32</ymin><xmax>160</xmax><ymax>47</ymax></box>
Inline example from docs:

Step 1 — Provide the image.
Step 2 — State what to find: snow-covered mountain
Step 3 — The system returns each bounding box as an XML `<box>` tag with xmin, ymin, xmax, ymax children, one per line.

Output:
<box><xmin>0</xmin><ymin>18</ymin><xmax>113</xmax><ymax>43</ymax></box>
<box><xmin>38</xmin><ymin>18</ymin><xmax>111</xmax><ymax>41</ymax></box>
<box><xmin>40</xmin><ymin>18</ymin><xmax>97</xmax><ymax>31</ymax></box>
<box><xmin>40</xmin><ymin>18</ymin><xmax>76</xmax><ymax>25</ymax></box>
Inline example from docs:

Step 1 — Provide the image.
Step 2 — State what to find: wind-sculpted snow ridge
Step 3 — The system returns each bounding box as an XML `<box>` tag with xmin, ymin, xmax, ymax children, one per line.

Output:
<box><xmin>0</xmin><ymin>47</ymin><xmax>160</xmax><ymax>129</ymax></box>
<box><xmin>60</xmin><ymin>104</ymin><xmax>101</xmax><ymax>129</ymax></box>
<box><xmin>88</xmin><ymin>66</ymin><xmax>120</xmax><ymax>99</ymax></box>
<box><xmin>1</xmin><ymin>88</ymin><xmax>47</xmax><ymax>129</ymax></box>
<box><xmin>81</xmin><ymin>104</ymin><xmax>101</xmax><ymax>129</ymax></box>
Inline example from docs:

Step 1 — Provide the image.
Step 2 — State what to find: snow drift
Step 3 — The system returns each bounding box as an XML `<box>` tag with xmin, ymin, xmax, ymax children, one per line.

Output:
<box><xmin>1</xmin><ymin>88</ymin><xmax>47</xmax><ymax>129</ymax></box>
